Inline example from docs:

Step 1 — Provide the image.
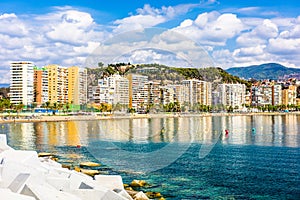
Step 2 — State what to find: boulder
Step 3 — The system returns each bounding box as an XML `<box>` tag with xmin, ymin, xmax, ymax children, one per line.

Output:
<box><xmin>79</xmin><ymin>161</ymin><xmax>101</xmax><ymax>167</ymax></box>
<box><xmin>130</xmin><ymin>180</ymin><xmax>147</xmax><ymax>187</ymax></box>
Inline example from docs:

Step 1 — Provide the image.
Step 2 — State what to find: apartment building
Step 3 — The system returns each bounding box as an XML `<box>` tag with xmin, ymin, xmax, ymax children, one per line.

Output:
<box><xmin>217</xmin><ymin>83</ymin><xmax>246</xmax><ymax>109</ymax></box>
<box><xmin>282</xmin><ymin>85</ymin><xmax>297</xmax><ymax>106</ymax></box>
<box><xmin>33</xmin><ymin>66</ymin><xmax>48</xmax><ymax>106</ymax></box>
<box><xmin>182</xmin><ymin>79</ymin><xmax>212</xmax><ymax>106</ymax></box>
<box><xmin>68</xmin><ymin>67</ymin><xmax>88</xmax><ymax>105</ymax></box>
<box><xmin>46</xmin><ymin>64</ymin><xmax>68</xmax><ymax>104</ymax></box>
<box><xmin>127</xmin><ymin>74</ymin><xmax>148</xmax><ymax>110</ymax></box>
<box><xmin>146</xmin><ymin>81</ymin><xmax>161</xmax><ymax>105</ymax></box>
<box><xmin>94</xmin><ymin>74</ymin><xmax>129</xmax><ymax>106</ymax></box>
<box><xmin>251</xmin><ymin>83</ymin><xmax>282</xmax><ymax>106</ymax></box>
<box><xmin>10</xmin><ymin>61</ymin><xmax>34</xmax><ymax>106</ymax></box>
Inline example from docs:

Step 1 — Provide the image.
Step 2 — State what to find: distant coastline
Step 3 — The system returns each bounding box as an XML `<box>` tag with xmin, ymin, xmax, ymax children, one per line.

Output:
<box><xmin>1</xmin><ymin>111</ymin><xmax>299</xmax><ymax>124</ymax></box>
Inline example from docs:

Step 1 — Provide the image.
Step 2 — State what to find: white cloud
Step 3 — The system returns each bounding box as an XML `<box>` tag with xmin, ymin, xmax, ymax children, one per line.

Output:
<box><xmin>1</xmin><ymin>3</ymin><xmax>300</xmax><ymax>83</ymax></box>
<box><xmin>174</xmin><ymin>12</ymin><xmax>245</xmax><ymax>46</ymax></box>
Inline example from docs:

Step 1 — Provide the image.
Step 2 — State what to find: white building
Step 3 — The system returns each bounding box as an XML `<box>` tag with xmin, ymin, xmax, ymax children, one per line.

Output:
<box><xmin>217</xmin><ymin>83</ymin><xmax>246</xmax><ymax>109</ymax></box>
<box><xmin>127</xmin><ymin>74</ymin><xmax>148</xmax><ymax>110</ymax></box>
<box><xmin>251</xmin><ymin>83</ymin><xmax>282</xmax><ymax>106</ymax></box>
<box><xmin>96</xmin><ymin>74</ymin><xmax>129</xmax><ymax>106</ymax></box>
<box><xmin>182</xmin><ymin>79</ymin><xmax>212</xmax><ymax>106</ymax></box>
<box><xmin>10</xmin><ymin>61</ymin><xmax>34</xmax><ymax>106</ymax></box>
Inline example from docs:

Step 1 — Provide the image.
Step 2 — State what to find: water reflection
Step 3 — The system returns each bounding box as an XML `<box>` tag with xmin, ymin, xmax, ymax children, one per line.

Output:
<box><xmin>4</xmin><ymin>115</ymin><xmax>300</xmax><ymax>151</ymax></box>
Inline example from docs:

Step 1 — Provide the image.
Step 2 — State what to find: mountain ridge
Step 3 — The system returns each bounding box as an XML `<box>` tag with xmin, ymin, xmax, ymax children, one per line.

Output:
<box><xmin>226</xmin><ymin>63</ymin><xmax>300</xmax><ymax>80</ymax></box>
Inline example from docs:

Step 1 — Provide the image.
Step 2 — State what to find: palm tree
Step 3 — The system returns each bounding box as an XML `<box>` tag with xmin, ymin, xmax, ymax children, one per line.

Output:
<box><xmin>16</xmin><ymin>102</ymin><xmax>24</xmax><ymax>116</ymax></box>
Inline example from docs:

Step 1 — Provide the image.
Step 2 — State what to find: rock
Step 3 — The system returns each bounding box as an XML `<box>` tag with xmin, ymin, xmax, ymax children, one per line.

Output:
<box><xmin>130</xmin><ymin>180</ymin><xmax>147</xmax><ymax>187</ymax></box>
<box><xmin>74</xmin><ymin>166</ymin><xmax>81</xmax><ymax>172</ymax></box>
<box><xmin>134</xmin><ymin>191</ymin><xmax>149</xmax><ymax>200</ymax></box>
<box><xmin>146</xmin><ymin>191</ymin><xmax>162</xmax><ymax>198</ymax></box>
<box><xmin>50</xmin><ymin>156</ymin><xmax>58</xmax><ymax>162</ymax></box>
<box><xmin>38</xmin><ymin>152</ymin><xmax>54</xmax><ymax>157</ymax></box>
<box><xmin>61</xmin><ymin>164</ymin><xmax>71</xmax><ymax>169</ymax></box>
<box><xmin>79</xmin><ymin>169</ymin><xmax>100</xmax><ymax>176</ymax></box>
<box><xmin>79</xmin><ymin>161</ymin><xmax>101</xmax><ymax>167</ymax></box>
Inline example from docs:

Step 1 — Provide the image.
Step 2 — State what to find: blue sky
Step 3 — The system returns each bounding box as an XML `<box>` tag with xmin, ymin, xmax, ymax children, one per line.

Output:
<box><xmin>0</xmin><ymin>0</ymin><xmax>300</xmax><ymax>83</ymax></box>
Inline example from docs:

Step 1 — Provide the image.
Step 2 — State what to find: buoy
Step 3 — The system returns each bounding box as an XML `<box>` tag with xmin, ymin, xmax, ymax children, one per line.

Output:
<box><xmin>225</xmin><ymin>129</ymin><xmax>229</xmax><ymax>136</ymax></box>
<box><xmin>76</xmin><ymin>144</ymin><xmax>81</xmax><ymax>148</ymax></box>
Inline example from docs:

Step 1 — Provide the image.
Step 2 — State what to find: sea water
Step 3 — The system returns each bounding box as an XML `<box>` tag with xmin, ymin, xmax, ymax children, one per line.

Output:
<box><xmin>3</xmin><ymin>114</ymin><xmax>300</xmax><ymax>199</ymax></box>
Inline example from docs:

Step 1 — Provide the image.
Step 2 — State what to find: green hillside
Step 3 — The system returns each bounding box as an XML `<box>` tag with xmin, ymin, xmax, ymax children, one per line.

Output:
<box><xmin>87</xmin><ymin>63</ymin><xmax>251</xmax><ymax>89</ymax></box>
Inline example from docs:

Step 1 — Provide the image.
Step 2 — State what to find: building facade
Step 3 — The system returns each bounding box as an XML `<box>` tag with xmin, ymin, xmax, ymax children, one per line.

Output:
<box><xmin>33</xmin><ymin>66</ymin><xmax>48</xmax><ymax>106</ymax></box>
<box><xmin>127</xmin><ymin>74</ymin><xmax>148</xmax><ymax>110</ymax></box>
<box><xmin>182</xmin><ymin>79</ymin><xmax>212</xmax><ymax>107</ymax></box>
<box><xmin>46</xmin><ymin>64</ymin><xmax>68</xmax><ymax>104</ymax></box>
<box><xmin>217</xmin><ymin>84</ymin><xmax>246</xmax><ymax>109</ymax></box>
<box><xmin>68</xmin><ymin>67</ymin><xmax>88</xmax><ymax>106</ymax></box>
<box><xmin>10</xmin><ymin>61</ymin><xmax>34</xmax><ymax>106</ymax></box>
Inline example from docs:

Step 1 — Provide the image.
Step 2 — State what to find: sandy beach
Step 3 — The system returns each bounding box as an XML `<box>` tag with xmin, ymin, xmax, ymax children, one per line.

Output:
<box><xmin>0</xmin><ymin>111</ymin><xmax>299</xmax><ymax>124</ymax></box>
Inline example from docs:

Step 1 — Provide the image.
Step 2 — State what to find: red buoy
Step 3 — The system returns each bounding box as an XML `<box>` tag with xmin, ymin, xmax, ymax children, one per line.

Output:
<box><xmin>225</xmin><ymin>129</ymin><xmax>229</xmax><ymax>136</ymax></box>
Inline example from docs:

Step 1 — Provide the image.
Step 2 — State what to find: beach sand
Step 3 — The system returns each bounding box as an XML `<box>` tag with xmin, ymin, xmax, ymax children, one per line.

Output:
<box><xmin>0</xmin><ymin>111</ymin><xmax>298</xmax><ymax>124</ymax></box>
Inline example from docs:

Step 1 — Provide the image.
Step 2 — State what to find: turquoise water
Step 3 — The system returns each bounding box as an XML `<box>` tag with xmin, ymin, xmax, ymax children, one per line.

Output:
<box><xmin>2</xmin><ymin>114</ymin><xmax>300</xmax><ymax>199</ymax></box>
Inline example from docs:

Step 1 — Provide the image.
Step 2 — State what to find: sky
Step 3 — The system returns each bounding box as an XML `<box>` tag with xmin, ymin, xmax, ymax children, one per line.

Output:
<box><xmin>0</xmin><ymin>0</ymin><xmax>300</xmax><ymax>83</ymax></box>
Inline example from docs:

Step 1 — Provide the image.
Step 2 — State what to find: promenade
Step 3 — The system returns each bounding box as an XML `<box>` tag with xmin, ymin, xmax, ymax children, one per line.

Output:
<box><xmin>0</xmin><ymin>111</ymin><xmax>298</xmax><ymax>124</ymax></box>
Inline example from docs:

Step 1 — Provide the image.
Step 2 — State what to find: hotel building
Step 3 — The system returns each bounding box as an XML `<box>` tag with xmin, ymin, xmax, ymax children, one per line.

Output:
<box><xmin>10</xmin><ymin>61</ymin><xmax>34</xmax><ymax>106</ymax></box>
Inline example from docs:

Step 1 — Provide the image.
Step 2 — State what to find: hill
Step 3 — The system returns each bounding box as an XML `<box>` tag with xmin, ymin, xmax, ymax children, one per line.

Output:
<box><xmin>87</xmin><ymin>63</ymin><xmax>251</xmax><ymax>89</ymax></box>
<box><xmin>226</xmin><ymin>63</ymin><xmax>300</xmax><ymax>80</ymax></box>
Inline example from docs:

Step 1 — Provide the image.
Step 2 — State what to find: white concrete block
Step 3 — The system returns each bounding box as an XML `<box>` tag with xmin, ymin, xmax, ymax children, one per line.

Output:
<box><xmin>101</xmin><ymin>190</ymin><xmax>128</xmax><ymax>200</ymax></box>
<box><xmin>115</xmin><ymin>189</ymin><xmax>134</xmax><ymax>200</ymax></box>
<box><xmin>95</xmin><ymin>175</ymin><xmax>124</xmax><ymax>190</ymax></box>
<box><xmin>46</xmin><ymin>176</ymin><xmax>70</xmax><ymax>191</ymax></box>
<box><xmin>1</xmin><ymin>150</ymin><xmax>40</xmax><ymax>167</ymax></box>
<box><xmin>68</xmin><ymin>170</ymin><xmax>94</xmax><ymax>190</ymax></box>
<box><xmin>0</xmin><ymin>188</ymin><xmax>35</xmax><ymax>200</ymax></box>
<box><xmin>21</xmin><ymin>181</ymin><xmax>81</xmax><ymax>200</ymax></box>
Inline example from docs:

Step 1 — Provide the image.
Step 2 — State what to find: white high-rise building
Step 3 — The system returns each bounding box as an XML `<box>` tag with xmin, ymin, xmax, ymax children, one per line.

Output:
<box><xmin>127</xmin><ymin>74</ymin><xmax>148</xmax><ymax>110</ymax></box>
<box><xmin>10</xmin><ymin>61</ymin><xmax>34</xmax><ymax>106</ymax></box>
<box><xmin>217</xmin><ymin>84</ymin><xmax>246</xmax><ymax>109</ymax></box>
<box><xmin>96</xmin><ymin>74</ymin><xmax>129</xmax><ymax>106</ymax></box>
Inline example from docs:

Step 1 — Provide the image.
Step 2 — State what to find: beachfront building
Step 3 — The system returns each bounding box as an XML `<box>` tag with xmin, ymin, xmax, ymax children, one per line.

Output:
<box><xmin>46</xmin><ymin>64</ymin><xmax>68</xmax><ymax>104</ymax></box>
<box><xmin>95</xmin><ymin>74</ymin><xmax>129</xmax><ymax>106</ymax></box>
<box><xmin>251</xmin><ymin>83</ymin><xmax>282</xmax><ymax>106</ymax></box>
<box><xmin>182</xmin><ymin>79</ymin><xmax>212</xmax><ymax>107</ymax></box>
<box><xmin>160</xmin><ymin>85</ymin><xmax>176</xmax><ymax>105</ymax></box>
<box><xmin>33</xmin><ymin>66</ymin><xmax>48</xmax><ymax>106</ymax></box>
<box><xmin>146</xmin><ymin>81</ymin><xmax>161</xmax><ymax>105</ymax></box>
<box><xmin>10</xmin><ymin>61</ymin><xmax>34</xmax><ymax>107</ymax></box>
<box><xmin>68</xmin><ymin>67</ymin><xmax>88</xmax><ymax>106</ymax></box>
<box><xmin>217</xmin><ymin>83</ymin><xmax>246</xmax><ymax>110</ymax></box>
<box><xmin>282</xmin><ymin>85</ymin><xmax>297</xmax><ymax>106</ymax></box>
<box><xmin>127</xmin><ymin>74</ymin><xmax>148</xmax><ymax>111</ymax></box>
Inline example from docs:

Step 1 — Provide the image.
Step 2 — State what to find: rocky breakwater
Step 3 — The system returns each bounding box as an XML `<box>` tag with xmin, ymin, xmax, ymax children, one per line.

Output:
<box><xmin>0</xmin><ymin>134</ymin><xmax>151</xmax><ymax>200</ymax></box>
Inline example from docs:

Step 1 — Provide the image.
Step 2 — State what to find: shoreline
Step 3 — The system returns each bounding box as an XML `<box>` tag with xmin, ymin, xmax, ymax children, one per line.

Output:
<box><xmin>0</xmin><ymin>111</ymin><xmax>299</xmax><ymax>124</ymax></box>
